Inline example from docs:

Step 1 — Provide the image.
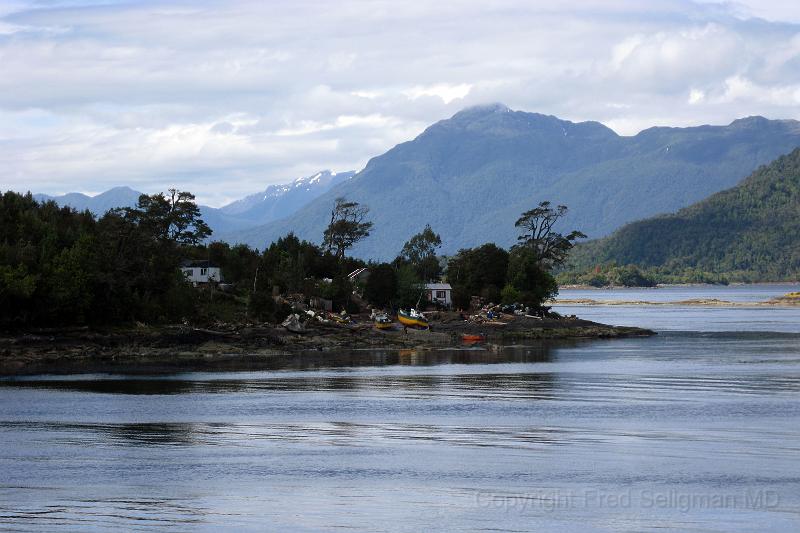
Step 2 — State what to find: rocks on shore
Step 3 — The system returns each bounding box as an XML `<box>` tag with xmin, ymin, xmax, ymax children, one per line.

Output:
<box><xmin>0</xmin><ymin>315</ymin><xmax>654</xmax><ymax>376</ymax></box>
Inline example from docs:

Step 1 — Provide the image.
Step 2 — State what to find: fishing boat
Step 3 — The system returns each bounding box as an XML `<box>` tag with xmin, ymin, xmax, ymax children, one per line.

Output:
<box><xmin>374</xmin><ymin>313</ymin><xmax>394</xmax><ymax>330</ymax></box>
<box><xmin>397</xmin><ymin>308</ymin><xmax>429</xmax><ymax>329</ymax></box>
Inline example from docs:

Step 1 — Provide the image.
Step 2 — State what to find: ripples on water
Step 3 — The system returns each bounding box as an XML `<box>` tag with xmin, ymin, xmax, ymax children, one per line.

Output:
<box><xmin>2</xmin><ymin>286</ymin><xmax>800</xmax><ymax>532</ymax></box>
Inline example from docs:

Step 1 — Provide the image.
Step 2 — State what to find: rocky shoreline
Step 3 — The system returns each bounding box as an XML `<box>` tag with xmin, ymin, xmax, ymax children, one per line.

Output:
<box><xmin>0</xmin><ymin>315</ymin><xmax>653</xmax><ymax>376</ymax></box>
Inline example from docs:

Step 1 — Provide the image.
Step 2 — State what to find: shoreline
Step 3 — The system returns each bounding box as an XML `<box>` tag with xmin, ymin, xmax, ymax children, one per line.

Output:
<box><xmin>558</xmin><ymin>282</ymin><xmax>800</xmax><ymax>290</ymax></box>
<box><xmin>0</xmin><ymin>316</ymin><xmax>654</xmax><ymax>377</ymax></box>
<box><xmin>552</xmin><ymin>295</ymin><xmax>800</xmax><ymax>307</ymax></box>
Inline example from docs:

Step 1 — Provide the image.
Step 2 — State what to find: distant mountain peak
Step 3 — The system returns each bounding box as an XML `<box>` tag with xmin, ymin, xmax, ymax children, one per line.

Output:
<box><xmin>224</xmin><ymin>107</ymin><xmax>800</xmax><ymax>259</ymax></box>
<box><xmin>218</xmin><ymin>169</ymin><xmax>354</xmax><ymax>218</ymax></box>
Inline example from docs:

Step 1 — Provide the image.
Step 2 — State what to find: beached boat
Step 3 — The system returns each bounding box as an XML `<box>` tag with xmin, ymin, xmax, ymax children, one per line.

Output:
<box><xmin>461</xmin><ymin>333</ymin><xmax>486</xmax><ymax>343</ymax></box>
<box><xmin>374</xmin><ymin>313</ymin><xmax>394</xmax><ymax>330</ymax></box>
<box><xmin>397</xmin><ymin>308</ymin><xmax>429</xmax><ymax>329</ymax></box>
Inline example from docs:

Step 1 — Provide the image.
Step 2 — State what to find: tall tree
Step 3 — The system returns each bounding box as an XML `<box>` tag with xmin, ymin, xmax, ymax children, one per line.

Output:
<box><xmin>127</xmin><ymin>189</ymin><xmax>212</xmax><ymax>245</ymax></box>
<box><xmin>507</xmin><ymin>246</ymin><xmax>559</xmax><ymax>309</ymax></box>
<box><xmin>446</xmin><ymin>243</ymin><xmax>509</xmax><ymax>302</ymax></box>
<box><xmin>397</xmin><ymin>224</ymin><xmax>442</xmax><ymax>281</ymax></box>
<box><xmin>322</xmin><ymin>198</ymin><xmax>373</xmax><ymax>259</ymax></box>
<box><xmin>363</xmin><ymin>263</ymin><xmax>398</xmax><ymax>308</ymax></box>
<box><xmin>514</xmin><ymin>201</ymin><xmax>585</xmax><ymax>267</ymax></box>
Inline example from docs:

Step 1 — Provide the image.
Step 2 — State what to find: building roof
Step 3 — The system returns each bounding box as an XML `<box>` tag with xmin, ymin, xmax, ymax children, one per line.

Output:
<box><xmin>180</xmin><ymin>259</ymin><xmax>219</xmax><ymax>268</ymax></box>
<box><xmin>425</xmin><ymin>283</ymin><xmax>452</xmax><ymax>290</ymax></box>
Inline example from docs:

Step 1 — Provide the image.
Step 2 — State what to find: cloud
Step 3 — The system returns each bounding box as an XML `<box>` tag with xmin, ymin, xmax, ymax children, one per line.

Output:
<box><xmin>403</xmin><ymin>83</ymin><xmax>473</xmax><ymax>104</ymax></box>
<box><xmin>1</xmin><ymin>0</ymin><xmax>799</xmax><ymax>205</ymax></box>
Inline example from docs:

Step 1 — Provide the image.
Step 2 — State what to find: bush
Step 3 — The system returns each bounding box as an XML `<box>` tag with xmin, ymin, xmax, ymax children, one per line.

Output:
<box><xmin>500</xmin><ymin>283</ymin><xmax>520</xmax><ymax>304</ymax></box>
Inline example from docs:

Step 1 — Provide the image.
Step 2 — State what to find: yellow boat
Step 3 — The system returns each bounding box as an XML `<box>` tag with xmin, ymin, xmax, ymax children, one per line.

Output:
<box><xmin>397</xmin><ymin>309</ymin><xmax>429</xmax><ymax>329</ymax></box>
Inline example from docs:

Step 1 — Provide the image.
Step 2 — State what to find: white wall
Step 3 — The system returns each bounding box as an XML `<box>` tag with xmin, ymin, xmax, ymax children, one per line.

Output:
<box><xmin>182</xmin><ymin>267</ymin><xmax>221</xmax><ymax>284</ymax></box>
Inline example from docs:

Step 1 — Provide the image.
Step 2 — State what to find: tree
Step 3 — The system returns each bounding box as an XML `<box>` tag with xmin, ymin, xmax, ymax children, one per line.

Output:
<box><xmin>514</xmin><ymin>201</ymin><xmax>585</xmax><ymax>267</ymax></box>
<box><xmin>397</xmin><ymin>224</ymin><xmax>442</xmax><ymax>281</ymax></box>
<box><xmin>363</xmin><ymin>263</ymin><xmax>397</xmax><ymax>308</ymax></box>
<box><xmin>322</xmin><ymin>198</ymin><xmax>373</xmax><ymax>259</ymax></box>
<box><xmin>507</xmin><ymin>247</ymin><xmax>559</xmax><ymax>308</ymax></box>
<box><xmin>394</xmin><ymin>264</ymin><xmax>424</xmax><ymax>310</ymax></box>
<box><xmin>446</xmin><ymin>243</ymin><xmax>509</xmax><ymax>299</ymax></box>
<box><xmin>126</xmin><ymin>189</ymin><xmax>212</xmax><ymax>245</ymax></box>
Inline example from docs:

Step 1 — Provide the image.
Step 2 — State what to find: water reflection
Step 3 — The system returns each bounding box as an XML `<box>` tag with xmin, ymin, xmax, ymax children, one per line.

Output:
<box><xmin>3</xmin><ymin>308</ymin><xmax>800</xmax><ymax>532</ymax></box>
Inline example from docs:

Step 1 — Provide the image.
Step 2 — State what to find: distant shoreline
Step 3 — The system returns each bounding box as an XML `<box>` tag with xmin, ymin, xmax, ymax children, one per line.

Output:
<box><xmin>558</xmin><ymin>282</ymin><xmax>800</xmax><ymax>290</ymax></box>
<box><xmin>552</xmin><ymin>293</ymin><xmax>800</xmax><ymax>308</ymax></box>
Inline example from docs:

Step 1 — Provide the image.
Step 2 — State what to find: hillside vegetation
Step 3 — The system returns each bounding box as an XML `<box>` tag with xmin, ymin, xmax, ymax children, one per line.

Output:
<box><xmin>562</xmin><ymin>148</ymin><xmax>800</xmax><ymax>284</ymax></box>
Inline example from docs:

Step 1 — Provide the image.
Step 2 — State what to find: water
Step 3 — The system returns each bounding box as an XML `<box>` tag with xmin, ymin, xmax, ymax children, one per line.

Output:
<box><xmin>2</xmin><ymin>285</ymin><xmax>800</xmax><ymax>531</ymax></box>
<box><xmin>555</xmin><ymin>283</ymin><xmax>800</xmax><ymax>332</ymax></box>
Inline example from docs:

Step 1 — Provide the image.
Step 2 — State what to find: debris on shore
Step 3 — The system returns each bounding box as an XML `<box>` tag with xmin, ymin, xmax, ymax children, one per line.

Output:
<box><xmin>0</xmin><ymin>312</ymin><xmax>654</xmax><ymax>376</ymax></box>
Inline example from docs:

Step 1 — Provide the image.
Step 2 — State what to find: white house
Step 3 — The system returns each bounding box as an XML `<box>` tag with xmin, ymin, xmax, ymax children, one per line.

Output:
<box><xmin>425</xmin><ymin>282</ymin><xmax>452</xmax><ymax>307</ymax></box>
<box><xmin>181</xmin><ymin>260</ymin><xmax>221</xmax><ymax>286</ymax></box>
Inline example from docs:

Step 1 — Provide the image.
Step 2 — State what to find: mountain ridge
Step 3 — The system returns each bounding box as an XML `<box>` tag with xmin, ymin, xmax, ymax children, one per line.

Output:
<box><xmin>31</xmin><ymin>170</ymin><xmax>353</xmax><ymax>238</ymax></box>
<box><xmin>222</xmin><ymin>105</ymin><xmax>800</xmax><ymax>259</ymax></box>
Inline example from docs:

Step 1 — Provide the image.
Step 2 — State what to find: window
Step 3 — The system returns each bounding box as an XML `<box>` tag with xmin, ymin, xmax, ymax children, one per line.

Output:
<box><xmin>200</xmin><ymin>268</ymin><xmax>208</xmax><ymax>276</ymax></box>
<box><xmin>436</xmin><ymin>290</ymin><xmax>447</xmax><ymax>299</ymax></box>
<box><xmin>183</xmin><ymin>269</ymin><xmax>192</xmax><ymax>277</ymax></box>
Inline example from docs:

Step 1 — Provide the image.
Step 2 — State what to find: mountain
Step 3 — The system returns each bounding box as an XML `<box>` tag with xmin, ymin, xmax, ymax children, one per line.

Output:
<box><xmin>223</xmin><ymin>104</ymin><xmax>800</xmax><ymax>259</ymax></box>
<box><xmin>34</xmin><ymin>186</ymin><xmax>142</xmax><ymax>215</ymax></box>
<box><xmin>218</xmin><ymin>170</ymin><xmax>353</xmax><ymax>225</ymax></box>
<box><xmin>564</xmin><ymin>148</ymin><xmax>800</xmax><ymax>282</ymax></box>
<box><xmin>32</xmin><ymin>170</ymin><xmax>352</xmax><ymax>238</ymax></box>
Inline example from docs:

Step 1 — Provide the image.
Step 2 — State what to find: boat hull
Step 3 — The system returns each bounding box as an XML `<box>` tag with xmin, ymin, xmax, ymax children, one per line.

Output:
<box><xmin>397</xmin><ymin>311</ymin><xmax>429</xmax><ymax>329</ymax></box>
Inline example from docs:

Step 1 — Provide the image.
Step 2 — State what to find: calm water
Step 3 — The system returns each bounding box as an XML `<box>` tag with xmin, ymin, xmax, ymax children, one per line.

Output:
<box><xmin>2</xmin><ymin>286</ymin><xmax>800</xmax><ymax>531</ymax></box>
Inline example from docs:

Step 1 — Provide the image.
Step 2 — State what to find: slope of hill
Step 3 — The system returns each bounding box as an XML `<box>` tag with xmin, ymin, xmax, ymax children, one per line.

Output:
<box><xmin>564</xmin><ymin>148</ymin><xmax>800</xmax><ymax>282</ymax></box>
<box><xmin>224</xmin><ymin>104</ymin><xmax>800</xmax><ymax>259</ymax></box>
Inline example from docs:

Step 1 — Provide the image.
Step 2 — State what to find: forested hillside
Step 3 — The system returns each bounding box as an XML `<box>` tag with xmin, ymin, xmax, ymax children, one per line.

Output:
<box><xmin>563</xmin><ymin>148</ymin><xmax>800</xmax><ymax>283</ymax></box>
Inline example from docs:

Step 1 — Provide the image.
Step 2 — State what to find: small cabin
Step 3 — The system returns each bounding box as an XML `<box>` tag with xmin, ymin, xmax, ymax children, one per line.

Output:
<box><xmin>425</xmin><ymin>282</ymin><xmax>452</xmax><ymax>307</ymax></box>
<box><xmin>181</xmin><ymin>260</ymin><xmax>221</xmax><ymax>286</ymax></box>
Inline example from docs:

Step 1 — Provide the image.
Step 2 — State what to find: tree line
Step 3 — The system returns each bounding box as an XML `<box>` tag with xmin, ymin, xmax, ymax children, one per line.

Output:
<box><xmin>0</xmin><ymin>188</ymin><xmax>583</xmax><ymax>329</ymax></box>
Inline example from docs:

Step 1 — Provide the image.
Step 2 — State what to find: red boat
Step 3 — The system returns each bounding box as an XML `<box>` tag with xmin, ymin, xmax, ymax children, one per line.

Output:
<box><xmin>461</xmin><ymin>333</ymin><xmax>486</xmax><ymax>343</ymax></box>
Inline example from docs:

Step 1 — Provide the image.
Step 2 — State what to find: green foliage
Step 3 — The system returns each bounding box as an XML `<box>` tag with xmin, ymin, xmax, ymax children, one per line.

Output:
<box><xmin>446</xmin><ymin>243</ymin><xmax>509</xmax><ymax>299</ymax></box>
<box><xmin>564</xmin><ymin>147</ymin><xmax>800</xmax><ymax>283</ymax></box>
<box><xmin>249</xmin><ymin>290</ymin><xmax>278</xmax><ymax>322</ymax></box>
<box><xmin>363</xmin><ymin>263</ymin><xmax>397</xmax><ymax>308</ymax></box>
<box><xmin>322</xmin><ymin>198</ymin><xmax>373</xmax><ymax>259</ymax></box>
<box><xmin>514</xmin><ymin>201</ymin><xmax>586</xmax><ymax>267</ymax></box>
<box><xmin>500</xmin><ymin>283</ymin><xmax>520</xmax><ymax>304</ymax></box>
<box><xmin>123</xmin><ymin>189</ymin><xmax>211</xmax><ymax>245</ymax></box>
<box><xmin>0</xmin><ymin>190</ymin><xmax>217</xmax><ymax>328</ymax></box>
<box><xmin>557</xmin><ymin>264</ymin><xmax>657</xmax><ymax>287</ymax></box>
<box><xmin>450</xmin><ymin>286</ymin><xmax>471</xmax><ymax>310</ymax></box>
<box><xmin>394</xmin><ymin>264</ymin><xmax>423</xmax><ymax>309</ymax></box>
<box><xmin>507</xmin><ymin>247</ymin><xmax>558</xmax><ymax>307</ymax></box>
<box><xmin>396</xmin><ymin>224</ymin><xmax>442</xmax><ymax>281</ymax></box>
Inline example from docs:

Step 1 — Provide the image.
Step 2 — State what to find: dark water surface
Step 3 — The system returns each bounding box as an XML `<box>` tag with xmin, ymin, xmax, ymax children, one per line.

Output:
<box><xmin>2</xmin><ymin>287</ymin><xmax>800</xmax><ymax>531</ymax></box>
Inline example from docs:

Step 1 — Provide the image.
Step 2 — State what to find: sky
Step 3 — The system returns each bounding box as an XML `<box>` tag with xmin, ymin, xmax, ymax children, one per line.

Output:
<box><xmin>1</xmin><ymin>0</ymin><xmax>800</xmax><ymax>206</ymax></box>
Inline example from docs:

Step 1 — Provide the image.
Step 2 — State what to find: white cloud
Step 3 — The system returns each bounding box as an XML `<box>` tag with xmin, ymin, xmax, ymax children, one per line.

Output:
<box><xmin>403</xmin><ymin>83</ymin><xmax>473</xmax><ymax>104</ymax></box>
<box><xmin>1</xmin><ymin>0</ymin><xmax>799</xmax><ymax>205</ymax></box>
<box><xmin>688</xmin><ymin>88</ymin><xmax>706</xmax><ymax>104</ymax></box>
